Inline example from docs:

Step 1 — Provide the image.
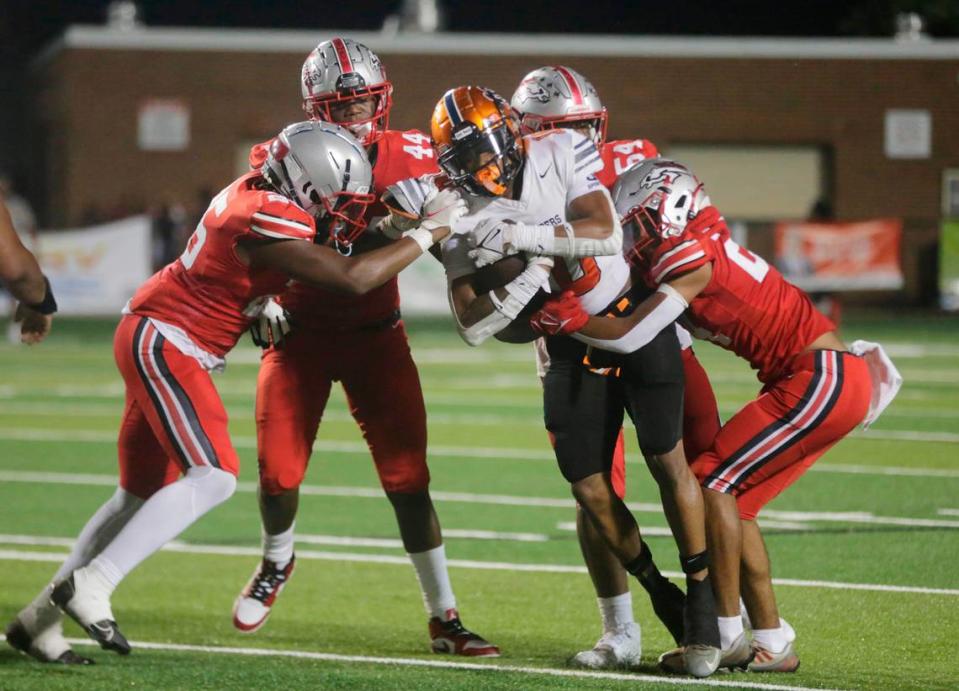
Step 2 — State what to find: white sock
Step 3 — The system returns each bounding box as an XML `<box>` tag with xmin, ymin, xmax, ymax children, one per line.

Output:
<box><xmin>718</xmin><ymin>615</ymin><xmax>744</xmax><ymax>650</ymax></box>
<box><xmin>95</xmin><ymin>467</ymin><xmax>236</xmax><ymax>583</ymax></box>
<box><xmin>263</xmin><ymin>524</ymin><xmax>295</xmax><ymax>569</ymax></box>
<box><xmin>408</xmin><ymin>544</ymin><xmax>456</xmax><ymax>620</ymax></box>
<box><xmin>752</xmin><ymin>626</ymin><xmax>789</xmax><ymax>654</ymax></box>
<box><xmin>740</xmin><ymin>597</ymin><xmax>795</xmax><ymax>642</ymax></box>
<box><xmin>598</xmin><ymin>592</ymin><xmax>634</xmax><ymax>633</ymax></box>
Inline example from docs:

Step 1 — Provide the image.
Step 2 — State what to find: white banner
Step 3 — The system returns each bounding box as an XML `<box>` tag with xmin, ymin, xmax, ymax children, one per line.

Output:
<box><xmin>397</xmin><ymin>251</ymin><xmax>449</xmax><ymax>315</ymax></box>
<box><xmin>38</xmin><ymin>216</ymin><xmax>153</xmax><ymax>316</ymax></box>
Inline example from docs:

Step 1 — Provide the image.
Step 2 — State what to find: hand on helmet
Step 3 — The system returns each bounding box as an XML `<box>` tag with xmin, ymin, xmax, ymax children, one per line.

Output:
<box><xmin>249</xmin><ymin>298</ymin><xmax>293</xmax><ymax>349</ymax></box>
<box><xmin>466</xmin><ymin>218</ymin><xmax>520</xmax><ymax>267</ymax></box>
<box><xmin>529</xmin><ymin>289</ymin><xmax>589</xmax><ymax>336</ymax></box>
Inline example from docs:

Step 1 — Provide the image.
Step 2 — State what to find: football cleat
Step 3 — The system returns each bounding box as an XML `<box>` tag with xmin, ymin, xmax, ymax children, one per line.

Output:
<box><xmin>51</xmin><ymin>571</ymin><xmax>130</xmax><ymax>655</ymax></box>
<box><xmin>658</xmin><ymin>632</ymin><xmax>754</xmax><ymax>676</ymax></box>
<box><xmin>5</xmin><ymin>617</ymin><xmax>94</xmax><ymax>665</ymax></box>
<box><xmin>428</xmin><ymin>609</ymin><xmax>500</xmax><ymax>657</ymax></box>
<box><xmin>232</xmin><ymin>555</ymin><xmax>296</xmax><ymax>633</ymax></box>
<box><xmin>749</xmin><ymin>640</ymin><xmax>800</xmax><ymax>673</ymax></box>
<box><xmin>569</xmin><ymin>623</ymin><xmax>642</xmax><ymax>669</ymax></box>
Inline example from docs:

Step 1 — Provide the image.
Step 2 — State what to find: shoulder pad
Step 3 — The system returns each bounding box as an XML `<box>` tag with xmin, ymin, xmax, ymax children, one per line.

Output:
<box><xmin>249</xmin><ymin>192</ymin><xmax>315</xmax><ymax>241</ymax></box>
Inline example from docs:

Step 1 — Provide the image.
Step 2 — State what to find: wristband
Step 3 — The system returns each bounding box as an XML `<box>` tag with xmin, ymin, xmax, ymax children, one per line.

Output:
<box><xmin>403</xmin><ymin>227</ymin><xmax>435</xmax><ymax>253</ymax></box>
<box><xmin>27</xmin><ymin>276</ymin><xmax>58</xmax><ymax>315</ymax></box>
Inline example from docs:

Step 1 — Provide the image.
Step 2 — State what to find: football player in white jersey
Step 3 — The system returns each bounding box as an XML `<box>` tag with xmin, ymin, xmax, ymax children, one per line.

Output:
<box><xmin>415</xmin><ymin>86</ymin><xmax>722</xmax><ymax>677</ymax></box>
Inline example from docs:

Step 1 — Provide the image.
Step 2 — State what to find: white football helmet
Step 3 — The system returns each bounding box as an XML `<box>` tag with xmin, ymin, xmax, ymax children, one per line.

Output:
<box><xmin>611</xmin><ymin>159</ymin><xmax>711</xmax><ymax>260</ymax></box>
<box><xmin>510</xmin><ymin>65</ymin><xmax>608</xmax><ymax>146</ymax></box>
<box><xmin>301</xmin><ymin>37</ymin><xmax>393</xmax><ymax>147</ymax></box>
<box><xmin>262</xmin><ymin>121</ymin><xmax>375</xmax><ymax>250</ymax></box>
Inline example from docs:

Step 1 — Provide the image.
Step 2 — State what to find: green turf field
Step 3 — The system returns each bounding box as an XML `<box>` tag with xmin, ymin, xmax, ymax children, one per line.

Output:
<box><xmin>1</xmin><ymin>312</ymin><xmax>957</xmax><ymax>690</ymax></box>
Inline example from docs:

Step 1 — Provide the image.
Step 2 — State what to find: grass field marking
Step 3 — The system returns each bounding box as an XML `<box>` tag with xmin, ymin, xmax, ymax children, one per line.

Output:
<box><xmin>557</xmin><ymin>521</ymin><xmax>675</xmax><ymax>537</ymax></box>
<box><xmin>0</xmin><ymin>636</ymin><xmax>837</xmax><ymax>691</ymax></box>
<box><xmin>4</xmin><ymin>471</ymin><xmax>959</xmax><ymax>531</ymax></box>
<box><xmin>4</xmin><ymin>536</ymin><xmax>959</xmax><ymax>596</ymax></box>
<box><xmin>938</xmin><ymin>509</ymin><xmax>959</xmax><ymax>516</ymax></box>
<box><xmin>296</xmin><ymin>530</ymin><xmax>550</xmax><ymax>547</ymax></box>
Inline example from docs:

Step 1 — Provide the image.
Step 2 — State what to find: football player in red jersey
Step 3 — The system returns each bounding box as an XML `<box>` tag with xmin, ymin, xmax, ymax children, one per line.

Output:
<box><xmin>234</xmin><ymin>39</ymin><xmax>499</xmax><ymax>657</ymax></box>
<box><xmin>539</xmin><ymin>159</ymin><xmax>900</xmax><ymax>673</ymax></box>
<box><xmin>510</xmin><ymin>66</ymin><xmax>721</xmax><ymax>669</ymax></box>
<box><xmin>5</xmin><ymin>122</ymin><xmax>457</xmax><ymax>663</ymax></box>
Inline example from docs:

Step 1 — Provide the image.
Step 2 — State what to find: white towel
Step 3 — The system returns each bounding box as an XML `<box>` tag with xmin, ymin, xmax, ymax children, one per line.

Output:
<box><xmin>849</xmin><ymin>340</ymin><xmax>902</xmax><ymax>429</ymax></box>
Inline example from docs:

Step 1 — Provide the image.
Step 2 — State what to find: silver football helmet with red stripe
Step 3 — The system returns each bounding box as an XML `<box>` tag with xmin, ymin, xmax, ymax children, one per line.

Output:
<box><xmin>301</xmin><ymin>37</ymin><xmax>393</xmax><ymax>147</ymax></box>
<box><xmin>510</xmin><ymin>65</ymin><xmax>608</xmax><ymax>146</ymax></box>
<box><xmin>612</xmin><ymin>159</ymin><xmax>711</xmax><ymax>261</ymax></box>
<box><xmin>262</xmin><ymin>121</ymin><xmax>375</xmax><ymax>250</ymax></box>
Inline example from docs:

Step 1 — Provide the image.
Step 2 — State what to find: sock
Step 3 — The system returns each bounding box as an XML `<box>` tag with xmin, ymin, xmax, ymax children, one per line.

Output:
<box><xmin>408</xmin><ymin>544</ymin><xmax>456</xmax><ymax>620</ymax></box>
<box><xmin>263</xmin><ymin>524</ymin><xmax>295</xmax><ymax>569</ymax></box>
<box><xmin>87</xmin><ymin>555</ymin><xmax>124</xmax><ymax>592</ymax></box>
<box><xmin>718</xmin><ymin>615</ymin><xmax>744</xmax><ymax>650</ymax></box>
<box><xmin>753</xmin><ymin>626</ymin><xmax>789</xmax><ymax>654</ymax></box>
<box><xmin>598</xmin><ymin>592</ymin><xmax>634</xmax><ymax>633</ymax></box>
<box><xmin>95</xmin><ymin>467</ymin><xmax>236</xmax><ymax>582</ymax></box>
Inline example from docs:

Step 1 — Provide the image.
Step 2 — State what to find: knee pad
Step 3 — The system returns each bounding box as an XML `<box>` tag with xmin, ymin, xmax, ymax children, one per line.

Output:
<box><xmin>258</xmin><ymin>462</ymin><xmax>306</xmax><ymax>495</ymax></box>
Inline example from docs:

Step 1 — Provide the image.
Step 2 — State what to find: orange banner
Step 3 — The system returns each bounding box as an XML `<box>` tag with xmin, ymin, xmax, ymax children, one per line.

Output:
<box><xmin>774</xmin><ymin>218</ymin><xmax>903</xmax><ymax>291</ymax></box>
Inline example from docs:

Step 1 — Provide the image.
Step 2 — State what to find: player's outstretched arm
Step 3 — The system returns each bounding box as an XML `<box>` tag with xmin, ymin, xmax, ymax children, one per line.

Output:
<box><xmin>244</xmin><ymin>226</ymin><xmax>448</xmax><ymax>296</ymax></box>
<box><xmin>568</xmin><ymin>264</ymin><xmax>711</xmax><ymax>353</ymax></box>
<box><xmin>469</xmin><ymin>189</ymin><xmax>622</xmax><ymax>267</ymax></box>
<box><xmin>0</xmin><ymin>200</ymin><xmax>56</xmax><ymax>344</ymax></box>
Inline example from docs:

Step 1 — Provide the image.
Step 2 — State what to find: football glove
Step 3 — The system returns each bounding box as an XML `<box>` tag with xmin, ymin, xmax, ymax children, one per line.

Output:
<box><xmin>529</xmin><ymin>289</ymin><xmax>589</xmax><ymax>336</ymax></box>
<box><xmin>466</xmin><ymin>218</ymin><xmax>521</xmax><ymax>268</ymax></box>
<box><xmin>420</xmin><ymin>187</ymin><xmax>468</xmax><ymax>231</ymax></box>
<box><xmin>250</xmin><ymin>298</ymin><xmax>292</xmax><ymax>349</ymax></box>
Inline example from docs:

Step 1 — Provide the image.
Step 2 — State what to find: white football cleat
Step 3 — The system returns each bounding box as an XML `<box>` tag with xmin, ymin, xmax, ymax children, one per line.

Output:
<box><xmin>51</xmin><ymin>568</ymin><xmax>130</xmax><ymax>655</ymax></box>
<box><xmin>569</xmin><ymin>623</ymin><xmax>642</xmax><ymax>669</ymax></box>
<box><xmin>232</xmin><ymin>555</ymin><xmax>295</xmax><ymax>633</ymax></box>
<box><xmin>749</xmin><ymin>640</ymin><xmax>800</xmax><ymax>673</ymax></box>
<box><xmin>658</xmin><ymin>631</ymin><xmax>752</xmax><ymax>676</ymax></box>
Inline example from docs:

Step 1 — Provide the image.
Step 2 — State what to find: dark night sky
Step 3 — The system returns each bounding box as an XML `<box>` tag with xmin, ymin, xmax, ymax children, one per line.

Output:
<box><xmin>2</xmin><ymin>0</ymin><xmax>958</xmax><ymax>60</ymax></box>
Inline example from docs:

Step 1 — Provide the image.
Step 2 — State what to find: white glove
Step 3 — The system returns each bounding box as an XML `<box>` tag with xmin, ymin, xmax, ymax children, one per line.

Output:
<box><xmin>467</xmin><ymin>218</ymin><xmax>521</xmax><ymax>268</ymax></box>
<box><xmin>249</xmin><ymin>298</ymin><xmax>292</xmax><ymax>349</ymax></box>
<box><xmin>420</xmin><ymin>187</ymin><xmax>468</xmax><ymax>231</ymax></box>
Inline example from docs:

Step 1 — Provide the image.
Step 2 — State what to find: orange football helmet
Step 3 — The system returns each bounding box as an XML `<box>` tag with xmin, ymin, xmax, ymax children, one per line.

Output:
<box><xmin>431</xmin><ymin>86</ymin><xmax>524</xmax><ymax>197</ymax></box>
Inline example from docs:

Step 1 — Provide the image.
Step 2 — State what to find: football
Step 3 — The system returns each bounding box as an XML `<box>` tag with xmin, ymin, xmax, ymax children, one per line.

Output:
<box><xmin>471</xmin><ymin>254</ymin><xmax>527</xmax><ymax>295</ymax></box>
<box><xmin>471</xmin><ymin>253</ymin><xmax>548</xmax><ymax>316</ymax></box>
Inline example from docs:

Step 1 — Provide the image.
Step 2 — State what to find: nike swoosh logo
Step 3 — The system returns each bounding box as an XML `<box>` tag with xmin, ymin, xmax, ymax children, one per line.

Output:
<box><xmin>538</xmin><ymin>163</ymin><xmax>552</xmax><ymax>179</ymax></box>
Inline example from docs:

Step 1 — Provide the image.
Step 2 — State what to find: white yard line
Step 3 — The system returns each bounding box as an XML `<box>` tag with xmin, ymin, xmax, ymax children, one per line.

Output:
<box><xmin>937</xmin><ymin>509</ymin><xmax>959</xmax><ymax>517</ymax></box>
<box><xmin>2</xmin><ymin>471</ymin><xmax>959</xmax><ymax>530</ymax></box>
<box><xmin>0</xmin><ymin>635</ymin><xmax>835</xmax><ymax>691</ymax></box>
<box><xmin>2</xmin><ymin>536</ymin><xmax>958</xmax><ymax>597</ymax></box>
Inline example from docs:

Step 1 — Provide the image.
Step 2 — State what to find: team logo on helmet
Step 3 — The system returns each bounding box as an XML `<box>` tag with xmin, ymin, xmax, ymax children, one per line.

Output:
<box><xmin>517</xmin><ymin>78</ymin><xmax>551</xmax><ymax>104</ymax></box>
<box><xmin>640</xmin><ymin>164</ymin><xmax>684</xmax><ymax>190</ymax></box>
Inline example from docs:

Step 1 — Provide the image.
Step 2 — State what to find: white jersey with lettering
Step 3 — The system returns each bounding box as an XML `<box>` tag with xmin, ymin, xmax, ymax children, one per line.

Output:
<box><xmin>443</xmin><ymin>128</ymin><xmax>627</xmax><ymax>313</ymax></box>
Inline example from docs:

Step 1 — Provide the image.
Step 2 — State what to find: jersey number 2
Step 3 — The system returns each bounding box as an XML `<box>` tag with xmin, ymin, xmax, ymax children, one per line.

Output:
<box><xmin>180</xmin><ymin>187</ymin><xmax>228</xmax><ymax>270</ymax></box>
<box><xmin>722</xmin><ymin>238</ymin><xmax>769</xmax><ymax>283</ymax></box>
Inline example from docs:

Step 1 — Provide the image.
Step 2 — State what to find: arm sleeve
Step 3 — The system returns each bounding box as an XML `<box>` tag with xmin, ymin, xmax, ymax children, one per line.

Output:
<box><xmin>565</xmin><ymin>131</ymin><xmax>605</xmax><ymax>204</ymax></box>
<box><xmin>571</xmin><ymin>284</ymin><xmax>688</xmax><ymax>354</ymax></box>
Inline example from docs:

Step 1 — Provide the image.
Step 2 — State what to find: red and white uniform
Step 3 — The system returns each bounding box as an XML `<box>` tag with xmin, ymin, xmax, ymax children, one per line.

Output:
<box><xmin>639</xmin><ymin>207</ymin><xmax>872</xmax><ymax>518</ymax></box>
<box><xmin>118</xmin><ymin>173</ymin><xmax>317</xmax><ymax>497</ymax></box>
<box><xmin>254</xmin><ymin>129</ymin><xmax>439</xmax><ymax>495</ymax></box>
<box><xmin>596</xmin><ymin>138</ymin><xmax>659</xmax><ymax>189</ymax></box>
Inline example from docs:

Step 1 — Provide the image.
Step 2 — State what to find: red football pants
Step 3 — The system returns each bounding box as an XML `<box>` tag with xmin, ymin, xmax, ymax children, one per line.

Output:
<box><xmin>692</xmin><ymin>349</ymin><xmax>871</xmax><ymax>520</ymax></box>
<box><xmin>256</xmin><ymin>322</ymin><xmax>429</xmax><ymax>495</ymax></box>
<box><xmin>114</xmin><ymin>315</ymin><xmax>239</xmax><ymax>499</ymax></box>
